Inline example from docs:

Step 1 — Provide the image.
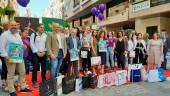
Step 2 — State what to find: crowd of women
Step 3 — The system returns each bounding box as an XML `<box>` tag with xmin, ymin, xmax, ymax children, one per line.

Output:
<box><xmin>0</xmin><ymin>20</ymin><xmax>170</xmax><ymax>96</ymax></box>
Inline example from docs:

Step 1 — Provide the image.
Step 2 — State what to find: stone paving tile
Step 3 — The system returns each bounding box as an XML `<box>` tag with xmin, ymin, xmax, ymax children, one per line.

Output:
<box><xmin>1</xmin><ymin>81</ymin><xmax>170</xmax><ymax>96</ymax></box>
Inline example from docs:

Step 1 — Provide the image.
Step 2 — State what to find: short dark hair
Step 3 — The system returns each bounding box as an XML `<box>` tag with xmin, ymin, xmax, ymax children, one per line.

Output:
<box><xmin>20</xmin><ymin>27</ymin><xmax>28</xmax><ymax>33</ymax></box>
<box><xmin>37</xmin><ymin>23</ymin><xmax>44</xmax><ymax>28</ymax></box>
<box><xmin>15</xmin><ymin>20</ymin><xmax>20</xmax><ymax>24</ymax></box>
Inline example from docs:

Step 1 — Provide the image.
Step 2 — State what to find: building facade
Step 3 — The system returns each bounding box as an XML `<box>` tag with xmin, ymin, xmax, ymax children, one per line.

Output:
<box><xmin>0</xmin><ymin>0</ymin><xmax>19</xmax><ymax>23</ymax></box>
<box><xmin>63</xmin><ymin>0</ymin><xmax>170</xmax><ymax>36</ymax></box>
<box><xmin>43</xmin><ymin>0</ymin><xmax>63</xmax><ymax>19</ymax></box>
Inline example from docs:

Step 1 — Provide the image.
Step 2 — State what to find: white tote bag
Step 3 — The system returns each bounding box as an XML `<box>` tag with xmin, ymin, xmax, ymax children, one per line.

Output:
<box><xmin>147</xmin><ymin>69</ymin><xmax>161</xmax><ymax>82</ymax></box>
<box><xmin>75</xmin><ymin>78</ymin><xmax>83</xmax><ymax>92</ymax></box>
<box><xmin>55</xmin><ymin>75</ymin><xmax>64</xmax><ymax>96</ymax></box>
<box><xmin>115</xmin><ymin>70</ymin><xmax>127</xmax><ymax>86</ymax></box>
<box><xmin>91</xmin><ymin>56</ymin><xmax>101</xmax><ymax>66</ymax></box>
<box><xmin>97</xmin><ymin>74</ymin><xmax>105</xmax><ymax>88</ymax></box>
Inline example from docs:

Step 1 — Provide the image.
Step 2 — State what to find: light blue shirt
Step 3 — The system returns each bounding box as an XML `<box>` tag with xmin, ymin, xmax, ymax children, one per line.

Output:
<box><xmin>72</xmin><ymin>36</ymin><xmax>77</xmax><ymax>50</ymax></box>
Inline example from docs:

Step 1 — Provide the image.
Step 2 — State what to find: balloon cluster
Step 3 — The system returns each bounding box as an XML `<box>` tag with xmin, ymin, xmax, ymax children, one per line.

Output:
<box><xmin>91</xmin><ymin>4</ymin><xmax>105</xmax><ymax>21</ymax></box>
<box><xmin>17</xmin><ymin>0</ymin><xmax>30</xmax><ymax>7</ymax></box>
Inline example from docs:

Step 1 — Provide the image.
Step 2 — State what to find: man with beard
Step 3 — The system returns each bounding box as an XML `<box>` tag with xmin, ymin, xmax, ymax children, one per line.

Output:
<box><xmin>0</xmin><ymin>21</ymin><xmax>32</xmax><ymax>96</ymax></box>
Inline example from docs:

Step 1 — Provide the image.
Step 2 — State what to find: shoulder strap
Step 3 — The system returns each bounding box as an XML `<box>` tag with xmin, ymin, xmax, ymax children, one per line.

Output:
<box><xmin>34</xmin><ymin>32</ymin><xmax>37</xmax><ymax>43</ymax></box>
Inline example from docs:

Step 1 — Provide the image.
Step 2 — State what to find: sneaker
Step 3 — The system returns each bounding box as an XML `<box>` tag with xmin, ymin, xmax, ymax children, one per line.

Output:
<box><xmin>20</xmin><ymin>88</ymin><xmax>32</xmax><ymax>93</ymax></box>
<box><xmin>9</xmin><ymin>92</ymin><xmax>17</xmax><ymax>96</ymax></box>
<box><xmin>32</xmin><ymin>82</ymin><xmax>39</xmax><ymax>88</ymax></box>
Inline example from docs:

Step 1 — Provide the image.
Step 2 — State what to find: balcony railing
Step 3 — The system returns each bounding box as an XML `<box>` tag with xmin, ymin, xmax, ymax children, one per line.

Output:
<box><xmin>151</xmin><ymin>0</ymin><xmax>170</xmax><ymax>7</ymax></box>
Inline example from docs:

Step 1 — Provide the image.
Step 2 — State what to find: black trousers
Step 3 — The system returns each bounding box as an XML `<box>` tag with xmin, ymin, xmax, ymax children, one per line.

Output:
<box><xmin>32</xmin><ymin>54</ymin><xmax>46</xmax><ymax>82</ymax></box>
<box><xmin>0</xmin><ymin>56</ymin><xmax>7</xmax><ymax>80</ymax></box>
<box><xmin>81</xmin><ymin>48</ymin><xmax>91</xmax><ymax>71</ymax></box>
<box><xmin>133</xmin><ymin>52</ymin><xmax>144</xmax><ymax>64</ymax></box>
<box><xmin>116</xmin><ymin>53</ymin><xmax>125</xmax><ymax>69</ymax></box>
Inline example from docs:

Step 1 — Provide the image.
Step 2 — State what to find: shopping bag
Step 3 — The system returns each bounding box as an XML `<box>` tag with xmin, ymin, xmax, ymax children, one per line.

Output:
<box><xmin>97</xmin><ymin>74</ymin><xmax>105</xmax><ymax>88</ymax></box>
<box><xmin>80</xmin><ymin>50</ymin><xmax>88</xmax><ymax>58</ymax></box>
<box><xmin>90</xmin><ymin>75</ymin><xmax>98</xmax><ymax>89</ymax></box>
<box><xmin>54</xmin><ymin>75</ymin><xmax>64</xmax><ymax>96</ymax></box>
<box><xmin>62</xmin><ymin>76</ymin><xmax>75</xmax><ymax>94</ymax></box>
<box><xmin>75</xmin><ymin>78</ymin><xmax>83</xmax><ymax>92</ymax></box>
<box><xmin>115</xmin><ymin>70</ymin><xmax>127</xmax><ymax>86</ymax></box>
<box><xmin>157</xmin><ymin>67</ymin><xmax>166</xmax><ymax>81</ymax></box>
<box><xmin>91</xmin><ymin>56</ymin><xmax>101</xmax><ymax>66</ymax></box>
<box><xmin>128</xmin><ymin>64</ymin><xmax>143</xmax><ymax>81</ymax></box>
<box><xmin>130</xmin><ymin>69</ymin><xmax>141</xmax><ymax>82</ymax></box>
<box><xmin>104</xmin><ymin>72</ymin><xmax>116</xmax><ymax>87</ymax></box>
<box><xmin>147</xmin><ymin>69</ymin><xmax>161</xmax><ymax>82</ymax></box>
<box><xmin>82</xmin><ymin>74</ymin><xmax>92</xmax><ymax>89</ymax></box>
<box><xmin>39</xmin><ymin>79</ymin><xmax>56</xmax><ymax>96</ymax></box>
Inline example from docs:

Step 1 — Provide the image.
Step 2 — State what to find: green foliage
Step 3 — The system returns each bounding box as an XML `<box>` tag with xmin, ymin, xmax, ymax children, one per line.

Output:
<box><xmin>0</xmin><ymin>7</ymin><xmax>5</xmax><ymax>16</ymax></box>
<box><xmin>4</xmin><ymin>7</ymin><xmax>15</xmax><ymax>16</ymax></box>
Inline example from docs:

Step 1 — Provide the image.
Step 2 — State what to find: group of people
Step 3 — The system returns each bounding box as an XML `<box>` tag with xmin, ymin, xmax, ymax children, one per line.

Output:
<box><xmin>0</xmin><ymin>20</ymin><xmax>170</xmax><ymax>96</ymax></box>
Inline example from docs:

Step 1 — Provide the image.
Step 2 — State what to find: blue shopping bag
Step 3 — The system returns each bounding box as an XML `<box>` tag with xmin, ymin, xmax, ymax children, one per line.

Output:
<box><xmin>130</xmin><ymin>69</ymin><xmax>141</xmax><ymax>82</ymax></box>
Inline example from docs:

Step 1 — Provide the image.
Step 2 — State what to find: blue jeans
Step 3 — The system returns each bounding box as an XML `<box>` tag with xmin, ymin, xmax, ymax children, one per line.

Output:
<box><xmin>106</xmin><ymin>47</ymin><xmax>114</xmax><ymax>67</ymax></box>
<box><xmin>51</xmin><ymin>50</ymin><xmax>63</xmax><ymax>79</ymax></box>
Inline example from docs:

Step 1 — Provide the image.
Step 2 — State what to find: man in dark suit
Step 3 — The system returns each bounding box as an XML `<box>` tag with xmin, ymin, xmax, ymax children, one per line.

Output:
<box><xmin>160</xmin><ymin>29</ymin><xmax>170</xmax><ymax>70</ymax></box>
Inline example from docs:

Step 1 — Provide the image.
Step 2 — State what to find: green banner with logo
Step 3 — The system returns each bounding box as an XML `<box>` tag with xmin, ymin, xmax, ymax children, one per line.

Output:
<box><xmin>42</xmin><ymin>17</ymin><xmax>70</xmax><ymax>33</ymax></box>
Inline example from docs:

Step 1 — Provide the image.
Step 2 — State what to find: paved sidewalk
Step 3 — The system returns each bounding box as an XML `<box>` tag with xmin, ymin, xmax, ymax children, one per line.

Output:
<box><xmin>61</xmin><ymin>81</ymin><xmax>170</xmax><ymax>96</ymax></box>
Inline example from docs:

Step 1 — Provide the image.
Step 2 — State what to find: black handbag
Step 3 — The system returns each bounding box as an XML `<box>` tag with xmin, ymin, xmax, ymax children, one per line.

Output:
<box><xmin>90</xmin><ymin>75</ymin><xmax>97</xmax><ymax>89</ymax></box>
<box><xmin>39</xmin><ymin>79</ymin><xmax>56</xmax><ymax>96</ymax></box>
<box><xmin>62</xmin><ymin>76</ymin><xmax>75</xmax><ymax>94</ymax></box>
<box><xmin>82</xmin><ymin>74</ymin><xmax>92</xmax><ymax>89</ymax></box>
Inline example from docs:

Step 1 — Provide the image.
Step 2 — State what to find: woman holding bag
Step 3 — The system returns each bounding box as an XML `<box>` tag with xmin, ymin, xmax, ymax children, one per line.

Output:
<box><xmin>133</xmin><ymin>33</ymin><xmax>146</xmax><ymax>64</ymax></box>
<box><xmin>128</xmin><ymin>32</ymin><xmax>135</xmax><ymax>64</ymax></box>
<box><xmin>90</xmin><ymin>30</ymin><xmax>98</xmax><ymax>75</ymax></box>
<box><xmin>80</xmin><ymin>30</ymin><xmax>91</xmax><ymax>73</ymax></box>
<box><xmin>98</xmin><ymin>31</ymin><xmax>107</xmax><ymax>73</ymax></box>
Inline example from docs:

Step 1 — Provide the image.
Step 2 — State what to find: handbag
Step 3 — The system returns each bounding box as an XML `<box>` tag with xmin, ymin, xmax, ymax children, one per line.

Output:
<box><xmin>129</xmin><ymin>51</ymin><xmax>135</xmax><ymax>58</ymax></box>
<box><xmin>91</xmin><ymin>56</ymin><xmax>101</xmax><ymax>66</ymax></box>
<box><xmin>62</xmin><ymin>76</ymin><xmax>75</xmax><ymax>94</ymax></box>
<box><xmin>81</xmin><ymin>50</ymin><xmax>88</xmax><ymax>58</ymax></box>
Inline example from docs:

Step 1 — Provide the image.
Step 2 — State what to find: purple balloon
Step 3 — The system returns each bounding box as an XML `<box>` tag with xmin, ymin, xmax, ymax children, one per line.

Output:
<box><xmin>91</xmin><ymin>7</ymin><xmax>97</xmax><ymax>15</ymax></box>
<box><xmin>99</xmin><ymin>4</ymin><xmax>105</xmax><ymax>13</ymax></box>
<box><xmin>98</xmin><ymin>13</ymin><xmax>104</xmax><ymax>21</ymax></box>
<box><xmin>17</xmin><ymin>0</ymin><xmax>30</xmax><ymax>7</ymax></box>
<box><xmin>94</xmin><ymin>10</ymin><xmax>100</xmax><ymax>16</ymax></box>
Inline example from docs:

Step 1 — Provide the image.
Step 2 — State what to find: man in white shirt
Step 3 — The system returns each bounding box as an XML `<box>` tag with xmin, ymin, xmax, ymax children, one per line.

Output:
<box><xmin>0</xmin><ymin>21</ymin><xmax>32</xmax><ymax>96</ymax></box>
<box><xmin>30</xmin><ymin>24</ymin><xmax>47</xmax><ymax>87</ymax></box>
